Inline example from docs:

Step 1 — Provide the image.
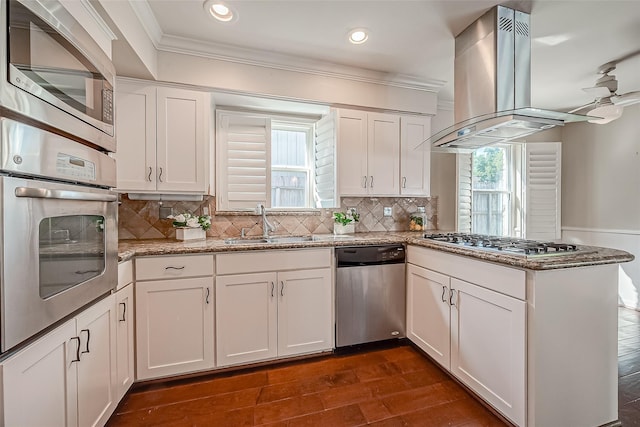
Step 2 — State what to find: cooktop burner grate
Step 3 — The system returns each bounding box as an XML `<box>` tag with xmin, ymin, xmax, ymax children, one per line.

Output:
<box><xmin>423</xmin><ymin>233</ymin><xmax>581</xmax><ymax>256</ymax></box>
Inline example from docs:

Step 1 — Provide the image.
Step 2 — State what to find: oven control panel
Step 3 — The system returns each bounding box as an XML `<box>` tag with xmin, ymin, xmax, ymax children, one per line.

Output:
<box><xmin>56</xmin><ymin>153</ymin><xmax>96</xmax><ymax>182</ymax></box>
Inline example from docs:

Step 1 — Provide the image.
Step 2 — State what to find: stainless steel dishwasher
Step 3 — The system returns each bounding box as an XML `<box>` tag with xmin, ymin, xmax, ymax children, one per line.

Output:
<box><xmin>335</xmin><ymin>245</ymin><xmax>406</xmax><ymax>348</ymax></box>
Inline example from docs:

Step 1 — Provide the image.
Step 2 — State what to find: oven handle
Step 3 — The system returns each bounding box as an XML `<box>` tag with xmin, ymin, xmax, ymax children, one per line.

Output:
<box><xmin>15</xmin><ymin>187</ymin><xmax>117</xmax><ymax>202</ymax></box>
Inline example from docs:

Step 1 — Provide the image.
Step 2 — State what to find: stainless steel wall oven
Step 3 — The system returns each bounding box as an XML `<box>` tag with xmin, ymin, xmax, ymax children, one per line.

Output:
<box><xmin>0</xmin><ymin>118</ymin><xmax>118</xmax><ymax>353</ymax></box>
<box><xmin>1</xmin><ymin>0</ymin><xmax>115</xmax><ymax>152</ymax></box>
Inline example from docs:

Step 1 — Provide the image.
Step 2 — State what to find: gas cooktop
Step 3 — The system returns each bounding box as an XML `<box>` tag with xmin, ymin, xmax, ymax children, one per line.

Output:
<box><xmin>423</xmin><ymin>233</ymin><xmax>585</xmax><ymax>257</ymax></box>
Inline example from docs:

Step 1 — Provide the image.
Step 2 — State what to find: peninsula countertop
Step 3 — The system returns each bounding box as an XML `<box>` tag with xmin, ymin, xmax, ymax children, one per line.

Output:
<box><xmin>118</xmin><ymin>232</ymin><xmax>634</xmax><ymax>271</ymax></box>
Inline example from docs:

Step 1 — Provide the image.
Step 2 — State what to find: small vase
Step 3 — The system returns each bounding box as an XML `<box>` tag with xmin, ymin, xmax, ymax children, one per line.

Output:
<box><xmin>175</xmin><ymin>227</ymin><xmax>206</xmax><ymax>241</ymax></box>
<box><xmin>334</xmin><ymin>223</ymin><xmax>355</xmax><ymax>235</ymax></box>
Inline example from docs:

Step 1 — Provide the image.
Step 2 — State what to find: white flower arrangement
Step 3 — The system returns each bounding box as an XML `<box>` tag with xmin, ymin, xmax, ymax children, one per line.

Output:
<box><xmin>167</xmin><ymin>213</ymin><xmax>211</xmax><ymax>231</ymax></box>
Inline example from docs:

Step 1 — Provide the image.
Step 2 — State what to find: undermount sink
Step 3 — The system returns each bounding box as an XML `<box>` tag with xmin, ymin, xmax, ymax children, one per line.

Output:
<box><xmin>267</xmin><ymin>236</ymin><xmax>313</xmax><ymax>243</ymax></box>
<box><xmin>224</xmin><ymin>236</ymin><xmax>314</xmax><ymax>245</ymax></box>
<box><xmin>223</xmin><ymin>238</ymin><xmax>269</xmax><ymax>244</ymax></box>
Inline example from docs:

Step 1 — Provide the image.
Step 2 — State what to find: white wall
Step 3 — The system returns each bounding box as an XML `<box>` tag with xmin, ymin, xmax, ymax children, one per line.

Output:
<box><xmin>561</xmin><ymin>103</ymin><xmax>640</xmax><ymax>309</ymax></box>
<box><xmin>155</xmin><ymin>51</ymin><xmax>438</xmax><ymax>115</ymax></box>
<box><xmin>430</xmin><ymin>108</ymin><xmax>456</xmax><ymax>231</ymax></box>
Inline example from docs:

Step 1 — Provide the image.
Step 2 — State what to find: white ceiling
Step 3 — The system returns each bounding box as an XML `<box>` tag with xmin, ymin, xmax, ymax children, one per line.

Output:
<box><xmin>139</xmin><ymin>0</ymin><xmax>640</xmax><ymax>112</ymax></box>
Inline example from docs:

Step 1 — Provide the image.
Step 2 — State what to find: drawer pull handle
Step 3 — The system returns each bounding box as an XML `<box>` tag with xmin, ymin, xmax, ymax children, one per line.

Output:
<box><xmin>441</xmin><ymin>286</ymin><xmax>446</xmax><ymax>303</ymax></box>
<box><xmin>370</xmin><ymin>175</ymin><xmax>374</xmax><ymax>188</ymax></box>
<box><xmin>271</xmin><ymin>282</ymin><xmax>275</xmax><ymax>297</ymax></box>
<box><xmin>165</xmin><ymin>266</ymin><xmax>185</xmax><ymax>270</ymax></box>
<box><xmin>205</xmin><ymin>287</ymin><xmax>210</xmax><ymax>304</ymax></box>
<box><xmin>119</xmin><ymin>302</ymin><xmax>126</xmax><ymax>322</ymax></box>
<box><xmin>362</xmin><ymin>176</ymin><xmax>367</xmax><ymax>188</ymax></box>
<box><xmin>280</xmin><ymin>281</ymin><xmax>285</xmax><ymax>297</ymax></box>
<box><xmin>147</xmin><ymin>167</ymin><xmax>153</xmax><ymax>182</ymax></box>
<box><xmin>80</xmin><ymin>329</ymin><xmax>90</xmax><ymax>354</ymax></box>
<box><xmin>158</xmin><ymin>167</ymin><xmax>164</xmax><ymax>182</ymax></box>
<box><xmin>449</xmin><ymin>289</ymin><xmax>456</xmax><ymax>307</ymax></box>
<box><xmin>70</xmin><ymin>337</ymin><xmax>81</xmax><ymax>363</ymax></box>
<box><xmin>402</xmin><ymin>176</ymin><xmax>407</xmax><ymax>188</ymax></box>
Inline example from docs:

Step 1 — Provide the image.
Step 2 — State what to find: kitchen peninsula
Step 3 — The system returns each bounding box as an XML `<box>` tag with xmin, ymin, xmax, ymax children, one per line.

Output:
<box><xmin>118</xmin><ymin>231</ymin><xmax>633</xmax><ymax>427</ymax></box>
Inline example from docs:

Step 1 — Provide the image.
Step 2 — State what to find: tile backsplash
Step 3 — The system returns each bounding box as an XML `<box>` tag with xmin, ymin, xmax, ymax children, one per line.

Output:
<box><xmin>118</xmin><ymin>194</ymin><xmax>437</xmax><ymax>240</ymax></box>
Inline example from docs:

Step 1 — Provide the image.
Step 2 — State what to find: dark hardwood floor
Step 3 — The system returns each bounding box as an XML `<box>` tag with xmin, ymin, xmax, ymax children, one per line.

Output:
<box><xmin>108</xmin><ymin>307</ymin><xmax>640</xmax><ymax>426</ymax></box>
<box><xmin>619</xmin><ymin>307</ymin><xmax>640</xmax><ymax>426</ymax></box>
<box><xmin>107</xmin><ymin>344</ymin><xmax>506</xmax><ymax>426</ymax></box>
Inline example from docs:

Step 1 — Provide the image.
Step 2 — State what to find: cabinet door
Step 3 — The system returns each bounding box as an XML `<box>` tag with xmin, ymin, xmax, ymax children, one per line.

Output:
<box><xmin>450</xmin><ymin>278</ymin><xmax>526</xmax><ymax>427</ymax></box>
<box><xmin>337</xmin><ymin>109</ymin><xmax>368</xmax><ymax>195</ymax></box>
<box><xmin>2</xmin><ymin>320</ymin><xmax>78</xmax><ymax>427</ymax></box>
<box><xmin>114</xmin><ymin>82</ymin><xmax>157</xmax><ymax>192</ymax></box>
<box><xmin>400</xmin><ymin>116</ymin><xmax>431</xmax><ymax>196</ymax></box>
<box><xmin>115</xmin><ymin>283</ymin><xmax>135</xmax><ymax>401</ymax></box>
<box><xmin>278</xmin><ymin>268</ymin><xmax>332</xmax><ymax>357</ymax></box>
<box><xmin>406</xmin><ymin>264</ymin><xmax>451</xmax><ymax>369</ymax></box>
<box><xmin>368</xmin><ymin>113</ymin><xmax>400</xmax><ymax>195</ymax></box>
<box><xmin>216</xmin><ymin>272</ymin><xmax>278</xmax><ymax>367</ymax></box>
<box><xmin>156</xmin><ymin>87</ymin><xmax>209</xmax><ymax>193</ymax></box>
<box><xmin>136</xmin><ymin>277</ymin><xmax>215</xmax><ymax>380</ymax></box>
<box><xmin>75</xmin><ymin>294</ymin><xmax>117</xmax><ymax>427</ymax></box>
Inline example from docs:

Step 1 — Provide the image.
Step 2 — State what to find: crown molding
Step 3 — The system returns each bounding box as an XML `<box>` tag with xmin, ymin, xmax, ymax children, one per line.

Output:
<box><xmin>82</xmin><ymin>0</ymin><xmax>117</xmax><ymax>41</ymax></box>
<box><xmin>437</xmin><ymin>100</ymin><xmax>455</xmax><ymax>111</ymax></box>
<box><xmin>158</xmin><ymin>34</ymin><xmax>445</xmax><ymax>93</ymax></box>
<box><xmin>128</xmin><ymin>0</ymin><xmax>163</xmax><ymax>49</ymax></box>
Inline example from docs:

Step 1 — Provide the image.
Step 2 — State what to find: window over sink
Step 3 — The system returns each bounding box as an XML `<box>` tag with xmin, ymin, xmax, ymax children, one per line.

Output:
<box><xmin>216</xmin><ymin>108</ymin><xmax>338</xmax><ymax>211</ymax></box>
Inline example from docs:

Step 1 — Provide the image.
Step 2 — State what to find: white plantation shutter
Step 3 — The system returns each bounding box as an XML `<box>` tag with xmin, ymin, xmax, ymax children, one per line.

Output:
<box><xmin>314</xmin><ymin>110</ymin><xmax>337</xmax><ymax>208</ymax></box>
<box><xmin>217</xmin><ymin>111</ymin><xmax>270</xmax><ymax>210</ymax></box>
<box><xmin>524</xmin><ymin>142</ymin><xmax>561</xmax><ymax>240</ymax></box>
<box><xmin>457</xmin><ymin>153</ymin><xmax>472</xmax><ymax>233</ymax></box>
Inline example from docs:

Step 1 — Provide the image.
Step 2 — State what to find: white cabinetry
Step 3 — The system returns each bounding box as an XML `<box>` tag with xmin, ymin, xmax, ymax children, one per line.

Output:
<box><xmin>407</xmin><ymin>246</ymin><xmax>526</xmax><ymax>426</ymax></box>
<box><xmin>115</xmin><ymin>80</ymin><xmax>210</xmax><ymax>194</ymax></box>
<box><xmin>135</xmin><ymin>254</ymin><xmax>215</xmax><ymax>380</ymax></box>
<box><xmin>216</xmin><ymin>249</ymin><xmax>332</xmax><ymax>367</ymax></box>
<box><xmin>1</xmin><ymin>295</ymin><xmax>117</xmax><ymax>427</ymax></box>
<box><xmin>337</xmin><ymin>109</ymin><xmax>400</xmax><ymax>196</ymax></box>
<box><xmin>115</xmin><ymin>260</ymin><xmax>135</xmax><ymax>401</ymax></box>
<box><xmin>400</xmin><ymin>115</ymin><xmax>431</xmax><ymax>196</ymax></box>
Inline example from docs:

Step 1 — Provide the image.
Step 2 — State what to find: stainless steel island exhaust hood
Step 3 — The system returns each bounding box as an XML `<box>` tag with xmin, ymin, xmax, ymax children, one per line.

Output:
<box><xmin>427</xmin><ymin>5</ymin><xmax>594</xmax><ymax>152</ymax></box>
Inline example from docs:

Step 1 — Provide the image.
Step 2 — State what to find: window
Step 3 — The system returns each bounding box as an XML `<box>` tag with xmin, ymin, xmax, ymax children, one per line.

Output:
<box><xmin>216</xmin><ymin>110</ymin><xmax>337</xmax><ymax>211</ymax></box>
<box><xmin>457</xmin><ymin>142</ymin><xmax>561</xmax><ymax>239</ymax></box>
<box><xmin>471</xmin><ymin>146</ymin><xmax>512</xmax><ymax>236</ymax></box>
<box><xmin>271</xmin><ymin>123</ymin><xmax>313</xmax><ymax>208</ymax></box>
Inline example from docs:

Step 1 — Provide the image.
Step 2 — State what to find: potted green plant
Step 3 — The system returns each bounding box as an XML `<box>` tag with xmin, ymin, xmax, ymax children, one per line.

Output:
<box><xmin>333</xmin><ymin>208</ymin><xmax>359</xmax><ymax>235</ymax></box>
<box><xmin>168</xmin><ymin>212</ymin><xmax>212</xmax><ymax>241</ymax></box>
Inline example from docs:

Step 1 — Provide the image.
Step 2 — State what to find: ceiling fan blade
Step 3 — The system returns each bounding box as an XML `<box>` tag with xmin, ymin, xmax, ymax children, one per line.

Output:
<box><xmin>568</xmin><ymin>102</ymin><xmax>596</xmax><ymax>114</ymax></box>
<box><xmin>611</xmin><ymin>91</ymin><xmax>640</xmax><ymax>107</ymax></box>
<box><xmin>582</xmin><ymin>86</ymin><xmax>611</xmax><ymax>98</ymax></box>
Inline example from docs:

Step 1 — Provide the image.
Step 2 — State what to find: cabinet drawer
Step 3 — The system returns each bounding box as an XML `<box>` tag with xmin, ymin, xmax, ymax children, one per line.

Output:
<box><xmin>407</xmin><ymin>245</ymin><xmax>525</xmax><ymax>300</ymax></box>
<box><xmin>117</xmin><ymin>260</ymin><xmax>133</xmax><ymax>291</ymax></box>
<box><xmin>136</xmin><ymin>254</ymin><xmax>214</xmax><ymax>281</ymax></box>
<box><xmin>217</xmin><ymin>249</ymin><xmax>331</xmax><ymax>275</ymax></box>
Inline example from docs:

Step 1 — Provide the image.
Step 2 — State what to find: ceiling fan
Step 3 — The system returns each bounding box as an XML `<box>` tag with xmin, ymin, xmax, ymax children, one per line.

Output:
<box><xmin>569</xmin><ymin>62</ymin><xmax>640</xmax><ymax>124</ymax></box>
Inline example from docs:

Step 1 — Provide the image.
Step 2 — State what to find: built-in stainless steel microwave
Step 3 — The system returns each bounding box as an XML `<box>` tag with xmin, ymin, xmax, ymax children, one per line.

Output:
<box><xmin>0</xmin><ymin>0</ymin><xmax>116</xmax><ymax>152</ymax></box>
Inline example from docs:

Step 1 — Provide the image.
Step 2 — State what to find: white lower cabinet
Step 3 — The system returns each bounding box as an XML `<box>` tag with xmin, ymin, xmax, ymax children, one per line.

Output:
<box><xmin>1</xmin><ymin>294</ymin><xmax>117</xmax><ymax>427</ymax></box>
<box><xmin>115</xmin><ymin>282</ymin><xmax>135</xmax><ymax>401</ymax></box>
<box><xmin>135</xmin><ymin>254</ymin><xmax>215</xmax><ymax>380</ymax></box>
<box><xmin>407</xmin><ymin>246</ymin><xmax>526</xmax><ymax>426</ymax></box>
<box><xmin>216</xmin><ymin>249</ymin><xmax>332</xmax><ymax>367</ymax></box>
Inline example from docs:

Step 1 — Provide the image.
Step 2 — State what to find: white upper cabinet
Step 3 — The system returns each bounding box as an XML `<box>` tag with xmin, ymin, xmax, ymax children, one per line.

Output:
<box><xmin>115</xmin><ymin>80</ymin><xmax>211</xmax><ymax>194</ymax></box>
<box><xmin>337</xmin><ymin>109</ymin><xmax>399</xmax><ymax>196</ymax></box>
<box><xmin>338</xmin><ymin>109</ymin><xmax>431</xmax><ymax>197</ymax></box>
<box><xmin>400</xmin><ymin>115</ymin><xmax>431</xmax><ymax>196</ymax></box>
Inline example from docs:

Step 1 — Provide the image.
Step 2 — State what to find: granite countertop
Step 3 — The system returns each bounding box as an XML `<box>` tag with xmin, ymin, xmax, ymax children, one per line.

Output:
<box><xmin>118</xmin><ymin>232</ymin><xmax>634</xmax><ymax>271</ymax></box>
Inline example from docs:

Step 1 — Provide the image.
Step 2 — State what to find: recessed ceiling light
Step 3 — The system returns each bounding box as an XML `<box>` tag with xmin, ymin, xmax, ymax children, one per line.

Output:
<box><xmin>348</xmin><ymin>28</ymin><xmax>369</xmax><ymax>45</ymax></box>
<box><xmin>203</xmin><ymin>0</ymin><xmax>237</xmax><ymax>23</ymax></box>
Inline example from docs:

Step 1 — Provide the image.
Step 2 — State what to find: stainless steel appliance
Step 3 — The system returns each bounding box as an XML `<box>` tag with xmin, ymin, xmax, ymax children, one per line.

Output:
<box><xmin>335</xmin><ymin>245</ymin><xmax>406</xmax><ymax>348</ymax></box>
<box><xmin>0</xmin><ymin>118</ymin><xmax>118</xmax><ymax>352</ymax></box>
<box><xmin>425</xmin><ymin>5</ymin><xmax>593</xmax><ymax>151</ymax></box>
<box><xmin>423</xmin><ymin>233</ymin><xmax>586</xmax><ymax>257</ymax></box>
<box><xmin>1</xmin><ymin>0</ymin><xmax>115</xmax><ymax>152</ymax></box>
